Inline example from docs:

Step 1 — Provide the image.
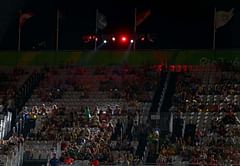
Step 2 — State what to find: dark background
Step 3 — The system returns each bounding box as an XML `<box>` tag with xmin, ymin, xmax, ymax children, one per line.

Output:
<box><xmin>0</xmin><ymin>0</ymin><xmax>240</xmax><ymax>50</ymax></box>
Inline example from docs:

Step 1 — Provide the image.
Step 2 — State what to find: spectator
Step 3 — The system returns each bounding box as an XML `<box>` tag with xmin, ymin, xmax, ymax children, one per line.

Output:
<box><xmin>49</xmin><ymin>153</ymin><xmax>59</xmax><ymax>166</ymax></box>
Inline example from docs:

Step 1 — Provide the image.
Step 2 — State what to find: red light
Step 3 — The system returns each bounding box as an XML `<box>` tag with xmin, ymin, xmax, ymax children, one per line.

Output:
<box><xmin>183</xmin><ymin>65</ymin><xmax>188</xmax><ymax>72</ymax></box>
<box><xmin>157</xmin><ymin>65</ymin><xmax>162</xmax><ymax>72</ymax></box>
<box><xmin>188</xmin><ymin>65</ymin><xmax>193</xmax><ymax>72</ymax></box>
<box><xmin>176</xmin><ymin>65</ymin><xmax>182</xmax><ymax>72</ymax></box>
<box><xmin>119</xmin><ymin>35</ymin><xmax>128</xmax><ymax>44</ymax></box>
<box><xmin>141</xmin><ymin>37</ymin><xmax>145</xmax><ymax>41</ymax></box>
<box><xmin>170</xmin><ymin>65</ymin><xmax>175</xmax><ymax>72</ymax></box>
<box><xmin>121</xmin><ymin>37</ymin><xmax>127</xmax><ymax>42</ymax></box>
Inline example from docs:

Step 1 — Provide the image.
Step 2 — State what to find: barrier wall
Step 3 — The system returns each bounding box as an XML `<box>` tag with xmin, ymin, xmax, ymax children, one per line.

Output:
<box><xmin>0</xmin><ymin>50</ymin><xmax>239</xmax><ymax>66</ymax></box>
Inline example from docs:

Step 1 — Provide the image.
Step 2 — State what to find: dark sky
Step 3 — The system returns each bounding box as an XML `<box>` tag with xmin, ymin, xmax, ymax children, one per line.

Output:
<box><xmin>0</xmin><ymin>0</ymin><xmax>240</xmax><ymax>50</ymax></box>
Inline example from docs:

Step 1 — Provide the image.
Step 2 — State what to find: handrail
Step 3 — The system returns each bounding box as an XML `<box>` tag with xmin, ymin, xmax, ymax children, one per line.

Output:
<box><xmin>158</xmin><ymin>71</ymin><xmax>171</xmax><ymax>113</ymax></box>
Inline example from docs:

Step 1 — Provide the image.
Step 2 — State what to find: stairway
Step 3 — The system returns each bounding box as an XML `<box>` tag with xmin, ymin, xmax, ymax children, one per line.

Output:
<box><xmin>160</xmin><ymin>72</ymin><xmax>177</xmax><ymax>112</ymax></box>
<box><xmin>14</xmin><ymin>71</ymin><xmax>45</xmax><ymax>138</ymax></box>
<box><xmin>159</xmin><ymin>72</ymin><xmax>177</xmax><ymax>135</ymax></box>
<box><xmin>149</xmin><ymin>71</ymin><xmax>167</xmax><ymax>114</ymax></box>
<box><xmin>145</xmin><ymin>72</ymin><xmax>177</xmax><ymax>165</ymax></box>
<box><xmin>135</xmin><ymin>71</ymin><xmax>168</xmax><ymax>162</ymax></box>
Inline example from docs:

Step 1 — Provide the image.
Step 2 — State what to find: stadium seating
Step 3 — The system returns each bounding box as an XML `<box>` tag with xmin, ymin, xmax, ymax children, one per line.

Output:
<box><xmin>20</xmin><ymin>65</ymin><xmax>160</xmax><ymax>165</ymax></box>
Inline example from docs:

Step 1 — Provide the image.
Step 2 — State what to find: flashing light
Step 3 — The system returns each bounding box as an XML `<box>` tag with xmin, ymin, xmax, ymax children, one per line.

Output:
<box><xmin>121</xmin><ymin>36</ymin><xmax>127</xmax><ymax>42</ymax></box>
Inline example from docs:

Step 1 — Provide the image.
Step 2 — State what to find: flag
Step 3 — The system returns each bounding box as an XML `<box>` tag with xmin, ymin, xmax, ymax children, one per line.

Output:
<box><xmin>97</xmin><ymin>11</ymin><xmax>107</xmax><ymax>30</ymax></box>
<box><xmin>19</xmin><ymin>12</ymin><xmax>34</xmax><ymax>28</ymax></box>
<box><xmin>215</xmin><ymin>8</ymin><xmax>234</xmax><ymax>29</ymax></box>
<box><xmin>95</xmin><ymin>10</ymin><xmax>107</xmax><ymax>51</ymax></box>
<box><xmin>136</xmin><ymin>9</ymin><xmax>151</xmax><ymax>26</ymax></box>
<box><xmin>18</xmin><ymin>11</ymin><xmax>34</xmax><ymax>51</ymax></box>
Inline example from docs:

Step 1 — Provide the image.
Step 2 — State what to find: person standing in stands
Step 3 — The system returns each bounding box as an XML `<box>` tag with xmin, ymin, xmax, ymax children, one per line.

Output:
<box><xmin>115</xmin><ymin>119</ymin><xmax>123</xmax><ymax>139</ymax></box>
<box><xmin>49</xmin><ymin>153</ymin><xmax>60</xmax><ymax>166</ymax></box>
<box><xmin>91</xmin><ymin>159</ymin><xmax>99</xmax><ymax>166</ymax></box>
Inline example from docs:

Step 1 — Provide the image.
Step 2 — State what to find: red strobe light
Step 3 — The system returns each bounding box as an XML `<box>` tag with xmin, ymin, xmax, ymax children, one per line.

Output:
<box><xmin>121</xmin><ymin>36</ymin><xmax>127</xmax><ymax>42</ymax></box>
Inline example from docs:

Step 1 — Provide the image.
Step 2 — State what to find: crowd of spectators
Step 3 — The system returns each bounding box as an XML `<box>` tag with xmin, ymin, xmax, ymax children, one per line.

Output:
<box><xmin>156</xmin><ymin>71</ymin><xmax>240</xmax><ymax>165</ymax></box>
<box><xmin>0</xmin><ymin>67</ymin><xmax>31</xmax><ymax>112</ymax></box>
<box><xmin>3</xmin><ymin>64</ymin><xmax>240</xmax><ymax>165</ymax></box>
<box><xmin>20</xmin><ymin>65</ymin><xmax>159</xmax><ymax>165</ymax></box>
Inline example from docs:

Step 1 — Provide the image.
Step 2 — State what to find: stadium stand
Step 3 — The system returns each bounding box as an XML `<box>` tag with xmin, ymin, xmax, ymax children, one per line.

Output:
<box><xmin>19</xmin><ymin>65</ymin><xmax>162</xmax><ymax>165</ymax></box>
<box><xmin>154</xmin><ymin>68</ymin><xmax>240</xmax><ymax>165</ymax></box>
<box><xmin>0</xmin><ymin>62</ymin><xmax>240</xmax><ymax>166</ymax></box>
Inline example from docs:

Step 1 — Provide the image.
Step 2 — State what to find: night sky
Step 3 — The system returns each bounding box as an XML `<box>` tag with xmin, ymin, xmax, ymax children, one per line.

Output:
<box><xmin>0</xmin><ymin>0</ymin><xmax>239</xmax><ymax>50</ymax></box>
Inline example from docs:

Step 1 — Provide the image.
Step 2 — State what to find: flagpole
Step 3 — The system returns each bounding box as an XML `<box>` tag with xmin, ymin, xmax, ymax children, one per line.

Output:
<box><xmin>133</xmin><ymin>8</ymin><xmax>137</xmax><ymax>55</ymax></box>
<box><xmin>18</xmin><ymin>10</ymin><xmax>22</xmax><ymax>52</ymax></box>
<box><xmin>213</xmin><ymin>7</ymin><xmax>216</xmax><ymax>51</ymax></box>
<box><xmin>94</xmin><ymin>9</ymin><xmax>98</xmax><ymax>51</ymax></box>
<box><xmin>56</xmin><ymin>9</ymin><xmax>60</xmax><ymax>51</ymax></box>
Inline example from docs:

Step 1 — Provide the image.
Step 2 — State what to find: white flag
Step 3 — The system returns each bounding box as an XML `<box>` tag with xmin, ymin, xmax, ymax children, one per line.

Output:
<box><xmin>97</xmin><ymin>12</ymin><xmax>107</xmax><ymax>30</ymax></box>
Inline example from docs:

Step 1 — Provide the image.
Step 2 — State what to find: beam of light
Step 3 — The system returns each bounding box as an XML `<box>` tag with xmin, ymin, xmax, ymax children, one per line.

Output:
<box><xmin>97</xmin><ymin>42</ymin><xmax>106</xmax><ymax>48</ymax></box>
<box><xmin>78</xmin><ymin>40</ymin><xmax>106</xmax><ymax>65</ymax></box>
<box><xmin>121</xmin><ymin>41</ymin><xmax>133</xmax><ymax>64</ymax></box>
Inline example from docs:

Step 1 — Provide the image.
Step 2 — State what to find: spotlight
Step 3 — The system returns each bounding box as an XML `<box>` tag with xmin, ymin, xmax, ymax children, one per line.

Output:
<box><xmin>112</xmin><ymin>37</ymin><xmax>116</xmax><ymax>41</ymax></box>
<box><xmin>121</xmin><ymin>37</ymin><xmax>127</xmax><ymax>42</ymax></box>
<box><xmin>119</xmin><ymin>35</ymin><xmax>128</xmax><ymax>44</ymax></box>
<box><xmin>130</xmin><ymin>39</ymin><xmax>134</xmax><ymax>43</ymax></box>
<box><xmin>103</xmin><ymin>40</ymin><xmax>107</xmax><ymax>44</ymax></box>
